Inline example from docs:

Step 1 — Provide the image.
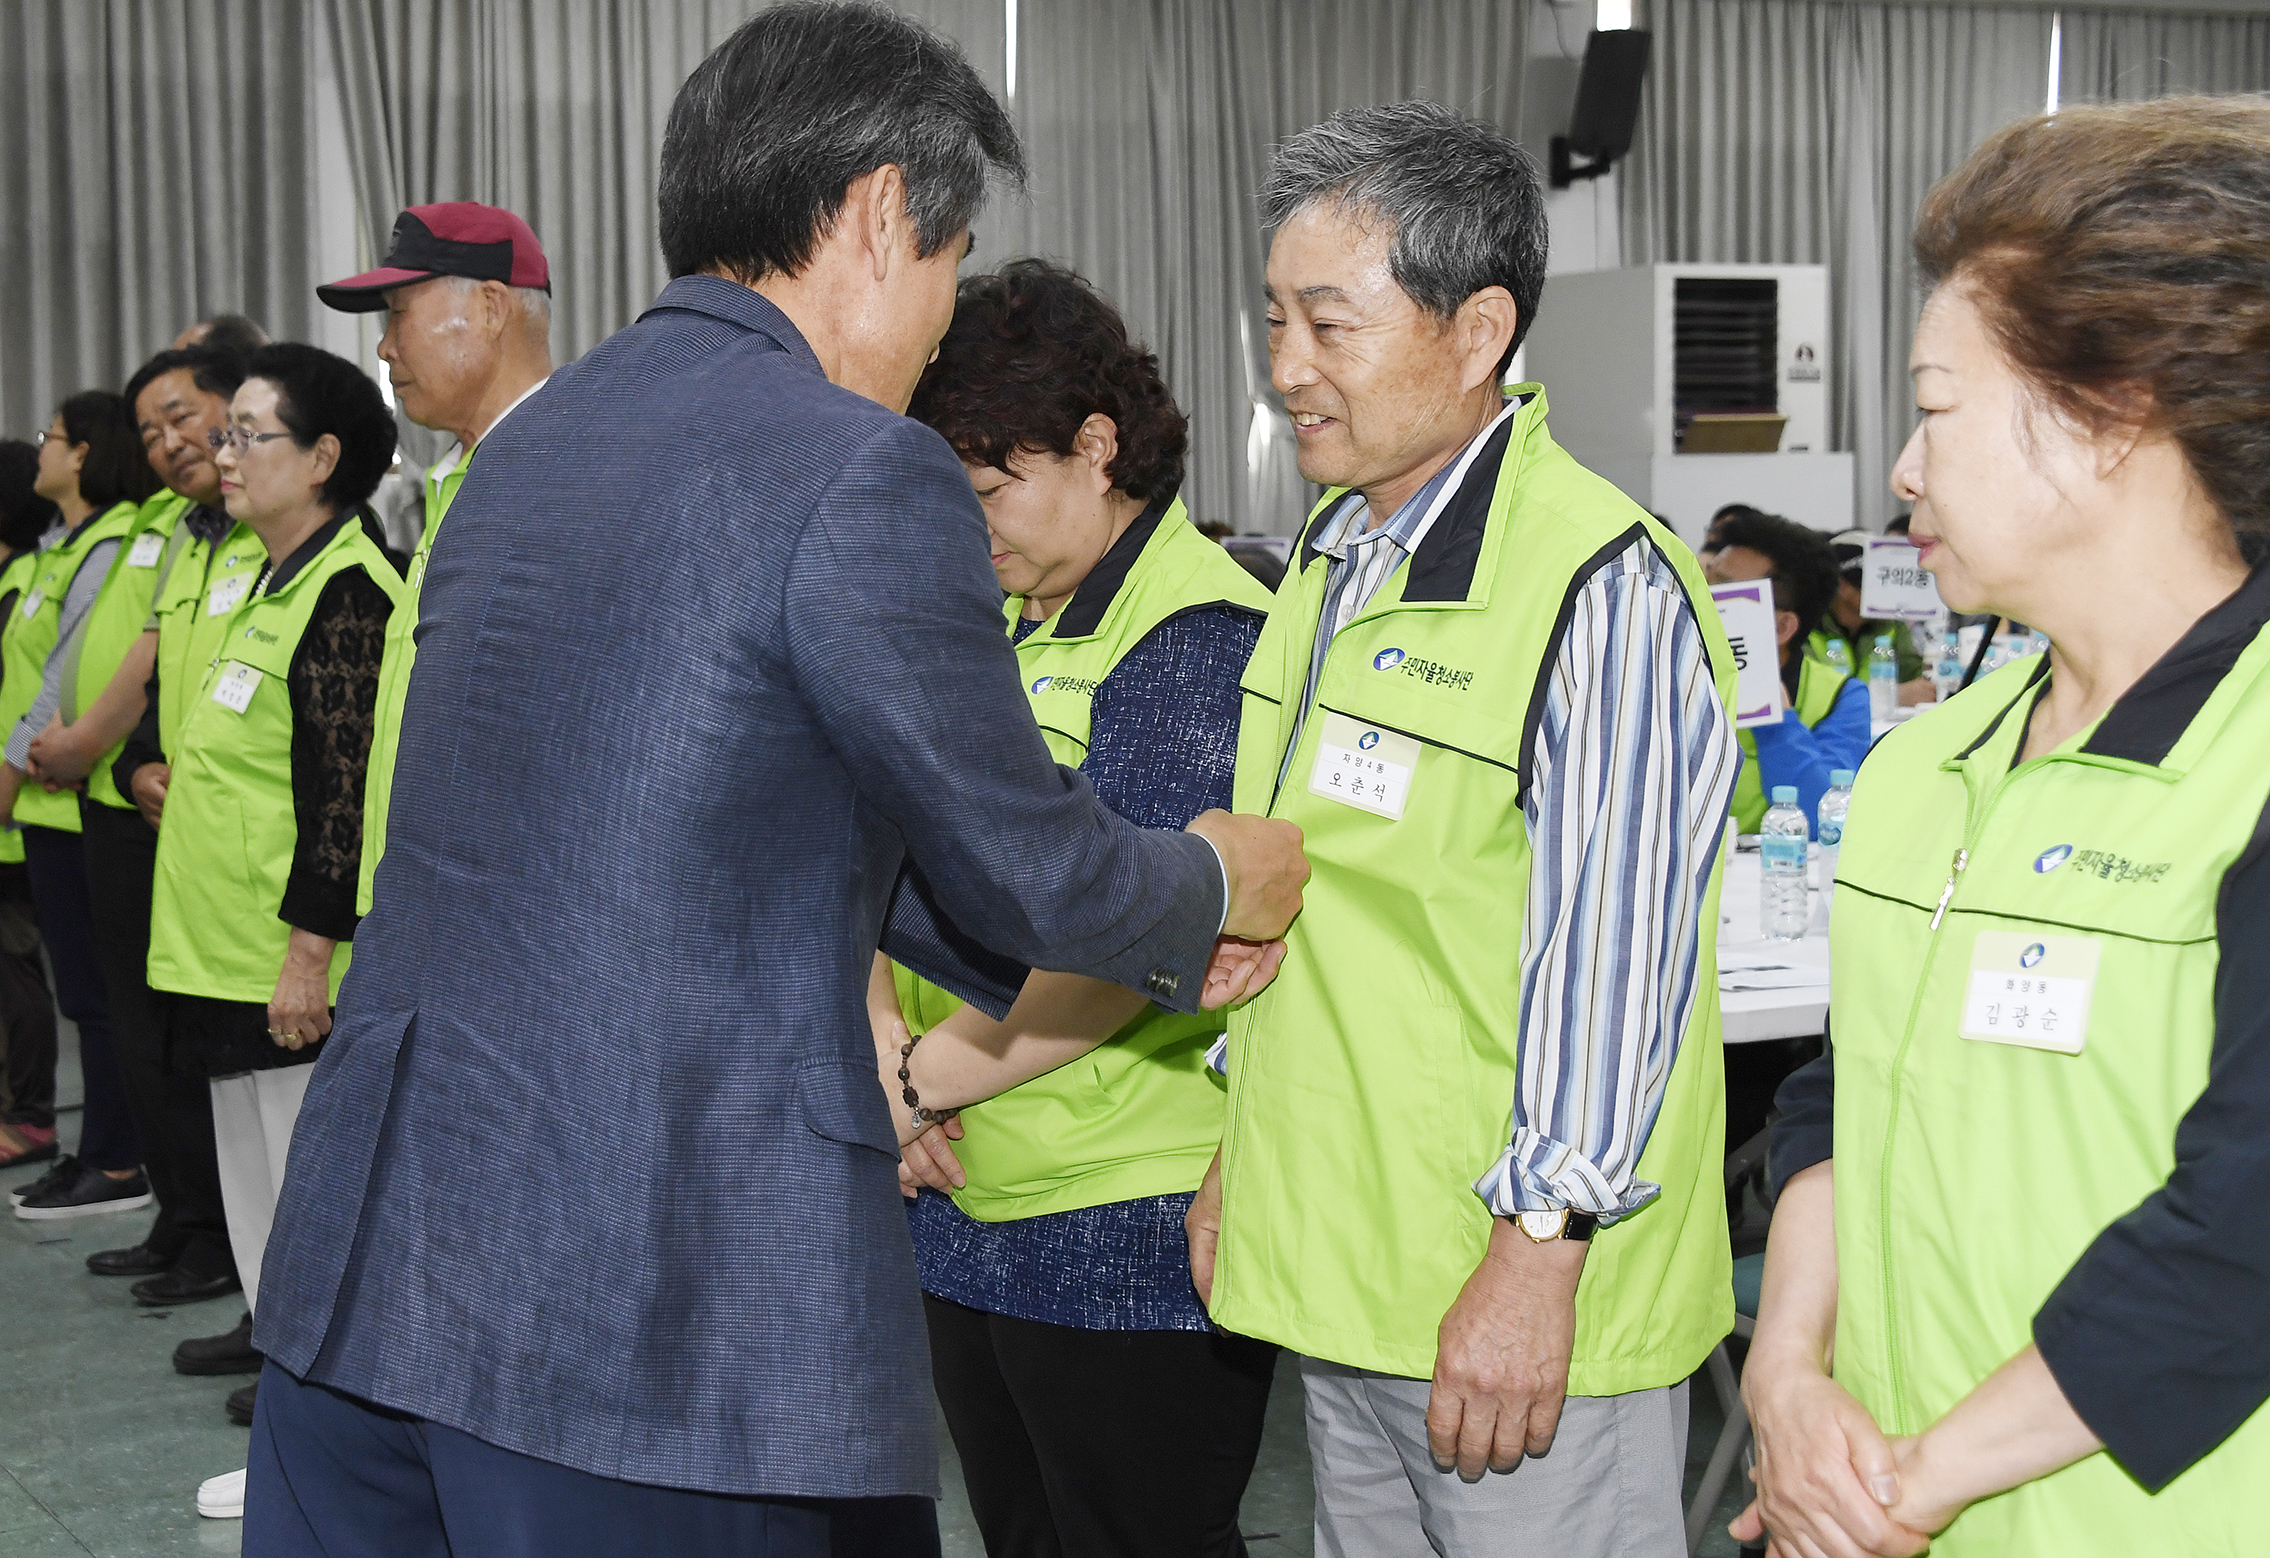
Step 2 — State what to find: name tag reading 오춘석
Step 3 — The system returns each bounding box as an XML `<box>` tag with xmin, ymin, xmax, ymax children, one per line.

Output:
<box><xmin>1308</xmin><ymin>710</ymin><xmax>1417</xmax><ymax>821</ymax></box>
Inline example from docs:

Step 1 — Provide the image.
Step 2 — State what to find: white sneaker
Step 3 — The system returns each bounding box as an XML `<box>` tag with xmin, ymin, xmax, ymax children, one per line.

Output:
<box><xmin>196</xmin><ymin>1467</ymin><xmax>246</xmax><ymax>1520</ymax></box>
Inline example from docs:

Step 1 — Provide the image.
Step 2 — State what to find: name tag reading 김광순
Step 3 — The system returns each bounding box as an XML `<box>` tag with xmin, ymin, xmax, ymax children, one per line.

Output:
<box><xmin>1308</xmin><ymin>710</ymin><xmax>1417</xmax><ymax>820</ymax></box>
<box><xmin>1959</xmin><ymin>930</ymin><xmax>2099</xmax><ymax>1055</ymax></box>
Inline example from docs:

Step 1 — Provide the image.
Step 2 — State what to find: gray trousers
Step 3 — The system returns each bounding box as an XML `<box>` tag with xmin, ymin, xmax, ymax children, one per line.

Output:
<box><xmin>1301</xmin><ymin>1354</ymin><xmax>1689</xmax><ymax>1558</ymax></box>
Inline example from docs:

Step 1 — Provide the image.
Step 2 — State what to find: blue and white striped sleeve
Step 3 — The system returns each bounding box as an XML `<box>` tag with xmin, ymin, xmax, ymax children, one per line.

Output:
<box><xmin>1471</xmin><ymin>538</ymin><xmax>1737</xmax><ymax>1222</ymax></box>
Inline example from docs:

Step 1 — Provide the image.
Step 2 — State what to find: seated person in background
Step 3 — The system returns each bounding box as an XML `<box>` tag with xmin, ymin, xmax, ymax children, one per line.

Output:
<box><xmin>1822</xmin><ymin>527</ymin><xmax>1934</xmax><ymax>701</ymax></box>
<box><xmin>1700</xmin><ymin>501</ymin><xmax>1771</xmax><ymax>564</ymax></box>
<box><xmin>1706</xmin><ymin>509</ymin><xmax>1869</xmax><ymax>834</ymax></box>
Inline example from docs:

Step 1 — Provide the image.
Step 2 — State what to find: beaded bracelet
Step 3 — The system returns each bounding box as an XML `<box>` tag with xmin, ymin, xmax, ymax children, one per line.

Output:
<box><xmin>898</xmin><ymin>1029</ymin><xmax>946</xmax><ymax>1130</ymax></box>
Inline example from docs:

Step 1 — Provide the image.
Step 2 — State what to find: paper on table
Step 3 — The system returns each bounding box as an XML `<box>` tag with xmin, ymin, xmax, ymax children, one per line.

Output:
<box><xmin>1719</xmin><ymin>966</ymin><xmax>1831</xmax><ymax>992</ymax></box>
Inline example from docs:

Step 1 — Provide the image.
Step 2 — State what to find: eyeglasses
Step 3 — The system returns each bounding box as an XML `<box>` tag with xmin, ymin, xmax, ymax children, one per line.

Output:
<box><xmin>33</xmin><ymin>429</ymin><xmax>71</xmax><ymax>448</ymax></box>
<box><xmin>207</xmin><ymin>427</ymin><xmax>294</xmax><ymax>455</ymax></box>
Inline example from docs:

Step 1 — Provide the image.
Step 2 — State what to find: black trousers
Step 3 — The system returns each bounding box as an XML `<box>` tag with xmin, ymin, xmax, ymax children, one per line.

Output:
<box><xmin>0</xmin><ymin>860</ymin><xmax>56</xmax><ymax>1128</ymax></box>
<box><xmin>22</xmin><ymin>824</ymin><xmax>139</xmax><ymax>1171</ymax></box>
<box><xmin>82</xmin><ymin>799</ymin><xmax>232</xmax><ymax>1275</ymax></box>
<box><xmin>924</xmin><ymin>1295</ymin><xmax>1278</xmax><ymax>1558</ymax></box>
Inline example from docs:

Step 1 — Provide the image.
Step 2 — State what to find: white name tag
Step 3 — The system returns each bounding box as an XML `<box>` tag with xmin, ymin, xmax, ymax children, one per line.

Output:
<box><xmin>1859</xmin><ymin>537</ymin><xmax>1946</xmax><ymax>621</ymax></box>
<box><xmin>1308</xmin><ymin>710</ymin><xmax>1418</xmax><ymax>820</ymax></box>
<box><xmin>18</xmin><ymin>588</ymin><xmax>41</xmax><ymax>619</ymax></box>
<box><xmin>206</xmin><ymin>575</ymin><xmax>249</xmax><ymax>618</ymax></box>
<box><xmin>210</xmin><ymin>661</ymin><xmax>262</xmax><ymax>715</ymax></box>
<box><xmin>127</xmin><ymin>532</ymin><xmax>165</xmax><ymax>568</ymax></box>
<box><xmin>1960</xmin><ymin>930</ymin><xmax>2099</xmax><ymax>1055</ymax></box>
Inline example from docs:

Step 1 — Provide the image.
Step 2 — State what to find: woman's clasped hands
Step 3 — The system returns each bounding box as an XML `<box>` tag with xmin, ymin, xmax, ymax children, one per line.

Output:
<box><xmin>1733</xmin><ymin>1343</ymin><xmax>1935</xmax><ymax>1558</ymax></box>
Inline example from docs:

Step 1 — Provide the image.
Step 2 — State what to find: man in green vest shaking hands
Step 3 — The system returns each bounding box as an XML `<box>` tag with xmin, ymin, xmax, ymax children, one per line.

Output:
<box><xmin>1188</xmin><ymin>103</ymin><xmax>1741</xmax><ymax>1556</ymax></box>
<box><xmin>314</xmin><ymin>202</ymin><xmax>554</xmax><ymax>916</ymax></box>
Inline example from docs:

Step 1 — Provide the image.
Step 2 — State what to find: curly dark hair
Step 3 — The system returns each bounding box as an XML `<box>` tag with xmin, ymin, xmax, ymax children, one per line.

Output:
<box><xmin>908</xmin><ymin>259</ymin><xmax>1187</xmax><ymax>501</ymax></box>
<box><xmin>244</xmin><ymin>343</ymin><xmax>398</xmax><ymax>515</ymax></box>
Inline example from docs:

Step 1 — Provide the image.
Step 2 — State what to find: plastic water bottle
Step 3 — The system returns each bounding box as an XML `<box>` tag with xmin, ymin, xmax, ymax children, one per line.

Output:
<box><xmin>1820</xmin><ymin>636</ymin><xmax>1853</xmax><ymax>677</ymax></box>
<box><xmin>1814</xmin><ymin>768</ymin><xmax>1854</xmax><ymax>900</ymax></box>
<box><xmin>1867</xmin><ymin>635</ymin><xmax>1900</xmax><ymax>721</ymax></box>
<box><xmin>1761</xmin><ymin>786</ymin><xmax>1811</xmax><ymax>941</ymax></box>
<box><xmin>1933</xmin><ymin>631</ymin><xmax>1963</xmax><ymax>702</ymax></box>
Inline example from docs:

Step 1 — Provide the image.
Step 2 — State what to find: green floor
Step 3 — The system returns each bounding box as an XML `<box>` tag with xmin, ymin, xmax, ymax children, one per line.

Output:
<box><xmin>1</xmin><ymin>1032</ymin><xmax>1753</xmax><ymax>1556</ymax></box>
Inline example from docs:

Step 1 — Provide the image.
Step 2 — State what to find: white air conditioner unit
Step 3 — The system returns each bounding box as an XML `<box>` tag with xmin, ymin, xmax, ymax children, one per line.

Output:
<box><xmin>1523</xmin><ymin>264</ymin><xmax>1855</xmax><ymax>547</ymax></box>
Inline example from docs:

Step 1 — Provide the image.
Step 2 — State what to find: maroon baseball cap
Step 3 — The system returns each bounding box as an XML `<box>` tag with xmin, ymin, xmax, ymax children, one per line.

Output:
<box><xmin>317</xmin><ymin>202</ymin><xmax>550</xmax><ymax>313</ymax></box>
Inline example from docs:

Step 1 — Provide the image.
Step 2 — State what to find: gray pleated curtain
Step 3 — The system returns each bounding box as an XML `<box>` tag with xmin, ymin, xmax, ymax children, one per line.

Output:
<box><xmin>1623</xmin><ymin>0</ymin><xmax>2052</xmax><ymax>530</ymax></box>
<box><xmin>1001</xmin><ymin>0</ymin><xmax>1528</xmax><ymax>534</ymax></box>
<box><xmin>2059</xmin><ymin>7</ymin><xmax>2270</xmax><ymax>101</ymax></box>
<box><xmin>0</xmin><ymin>0</ymin><xmax>318</xmax><ymax>439</ymax></box>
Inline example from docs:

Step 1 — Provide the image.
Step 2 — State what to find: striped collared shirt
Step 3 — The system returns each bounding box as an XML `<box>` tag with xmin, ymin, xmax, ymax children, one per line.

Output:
<box><xmin>1274</xmin><ymin>405</ymin><xmax>1735</xmax><ymax>1223</ymax></box>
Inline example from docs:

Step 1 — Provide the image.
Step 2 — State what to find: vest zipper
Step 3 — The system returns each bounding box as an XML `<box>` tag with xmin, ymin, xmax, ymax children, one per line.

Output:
<box><xmin>1927</xmin><ymin>849</ymin><xmax>1968</xmax><ymax>930</ymax></box>
<box><xmin>1876</xmin><ymin>824</ymin><xmax>1988</xmax><ymax>1430</ymax></box>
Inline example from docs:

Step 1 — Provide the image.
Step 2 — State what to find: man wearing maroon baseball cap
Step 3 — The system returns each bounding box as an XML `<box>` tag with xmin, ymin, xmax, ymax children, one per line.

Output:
<box><xmin>179</xmin><ymin>201</ymin><xmax>561</xmax><ymax>1527</ymax></box>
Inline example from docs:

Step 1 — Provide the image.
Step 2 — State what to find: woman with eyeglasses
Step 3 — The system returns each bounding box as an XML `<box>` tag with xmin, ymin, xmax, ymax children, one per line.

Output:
<box><xmin>0</xmin><ymin>393</ymin><xmax>160</xmax><ymax>1215</ymax></box>
<box><xmin>142</xmin><ymin>344</ymin><xmax>401</xmax><ymax>1482</ymax></box>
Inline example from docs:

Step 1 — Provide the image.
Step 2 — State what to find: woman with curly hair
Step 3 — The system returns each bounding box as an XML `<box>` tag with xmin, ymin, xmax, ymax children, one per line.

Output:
<box><xmin>872</xmin><ymin>259</ymin><xmax>1277</xmax><ymax>1558</ymax></box>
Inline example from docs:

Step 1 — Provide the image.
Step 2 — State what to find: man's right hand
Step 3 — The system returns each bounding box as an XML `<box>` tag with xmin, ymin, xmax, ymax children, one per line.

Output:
<box><xmin>130</xmin><ymin>762</ymin><xmax>169</xmax><ymax>830</ymax></box>
<box><xmin>1186</xmin><ymin>810</ymin><xmax>1307</xmax><ymax>942</ymax></box>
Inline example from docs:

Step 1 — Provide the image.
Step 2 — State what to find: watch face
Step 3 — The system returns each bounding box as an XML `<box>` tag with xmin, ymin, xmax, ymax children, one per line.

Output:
<box><xmin>1517</xmin><ymin>1209</ymin><xmax>1568</xmax><ymax>1241</ymax></box>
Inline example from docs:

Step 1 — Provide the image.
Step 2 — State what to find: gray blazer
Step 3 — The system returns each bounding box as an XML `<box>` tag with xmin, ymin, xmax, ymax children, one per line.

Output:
<box><xmin>254</xmin><ymin>277</ymin><xmax>1225</xmax><ymax>1498</ymax></box>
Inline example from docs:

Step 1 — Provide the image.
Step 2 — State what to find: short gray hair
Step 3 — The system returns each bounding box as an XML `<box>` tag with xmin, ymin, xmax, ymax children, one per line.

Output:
<box><xmin>1262</xmin><ymin>101</ymin><xmax>1548</xmax><ymax>367</ymax></box>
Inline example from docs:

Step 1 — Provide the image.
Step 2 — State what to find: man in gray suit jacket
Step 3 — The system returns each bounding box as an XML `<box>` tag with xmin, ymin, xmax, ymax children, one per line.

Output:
<box><xmin>240</xmin><ymin>7</ymin><xmax>1305</xmax><ymax>1556</ymax></box>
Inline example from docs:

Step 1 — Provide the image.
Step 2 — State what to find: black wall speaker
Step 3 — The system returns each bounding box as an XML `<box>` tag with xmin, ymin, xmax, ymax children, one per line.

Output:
<box><xmin>1551</xmin><ymin>30</ymin><xmax>1653</xmax><ymax>188</ymax></box>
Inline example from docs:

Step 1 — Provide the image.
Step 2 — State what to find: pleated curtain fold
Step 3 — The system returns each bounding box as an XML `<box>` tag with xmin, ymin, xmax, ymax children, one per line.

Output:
<box><xmin>0</xmin><ymin>0</ymin><xmax>318</xmax><ymax>438</ymax></box>
<box><xmin>1623</xmin><ymin>0</ymin><xmax>2052</xmax><ymax>530</ymax></box>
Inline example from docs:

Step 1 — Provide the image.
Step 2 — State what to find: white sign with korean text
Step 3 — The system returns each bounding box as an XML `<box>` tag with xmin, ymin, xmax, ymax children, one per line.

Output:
<box><xmin>1709</xmin><ymin>580</ymin><xmax>1786</xmax><ymax>730</ymax></box>
<box><xmin>1307</xmin><ymin>710</ymin><xmax>1417</xmax><ymax>821</ymax></box>
<box><xmin>1960</xmin><ymin>931</ymin><xmax>2099</xmax><ymax>1055</ymax></box>
<box><xmin>1859</xmin><ymin>537</ymin><xmax>1945</xmax><ymax>620</ymax></box>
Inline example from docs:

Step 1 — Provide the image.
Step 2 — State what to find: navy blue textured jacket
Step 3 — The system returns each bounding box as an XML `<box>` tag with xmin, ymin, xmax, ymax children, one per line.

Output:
<box><xmin>254</xmin><ymin>277</ymin><xmax>1225</xmax><ymax>1499</ymax></box>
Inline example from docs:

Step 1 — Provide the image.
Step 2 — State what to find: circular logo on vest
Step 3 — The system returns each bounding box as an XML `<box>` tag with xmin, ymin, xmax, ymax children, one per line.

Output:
<box><xmin>2034</xmin><ymin>844</ymin><xmax>2074</xmax><ymax>874</ymax></box>
<box><xmin>1030</xmin><ymin>676</ymin><xmax>1053</xmax><ymax>693</ymax></box>
<box><xmin>1373</xmin><ymin>647</ymin><xmax>1406</xmax><ymax>670</ymax></box>
<box><xmin>2020</xmin><ymin>942</ymin><xmax>2046</xmax><ymax>968</ymax></box>
<box><xmin>1358</xmin><ymin>731</ymin><xmax>1380</xmax><ymax>750</ymax></box>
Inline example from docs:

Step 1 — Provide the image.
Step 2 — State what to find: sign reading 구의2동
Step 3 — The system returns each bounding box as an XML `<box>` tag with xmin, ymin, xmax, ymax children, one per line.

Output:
<box><xmin>1859</xmin><ymin>536</ymin><xmax>1945</xmax><ymax>620</ymax></box>
<box><xmin>1709</xmin><ymin>579</ymin><xmax>1787</xmax><ymax>730</ymax></box>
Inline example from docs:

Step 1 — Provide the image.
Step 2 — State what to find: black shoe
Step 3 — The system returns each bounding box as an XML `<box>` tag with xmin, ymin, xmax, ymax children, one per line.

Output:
<box><xmin>7</xmin><ymin>1153</ymin><xmax>75</xmax><ymax>1207</ymax></box>
<box><xmin>14</xmin><ymin>1164</ymin><xmax>152</xmax><ymax>1222</ymax></box>
<box><xmin>130</xmin><ymin>1265</ymin><xmax>243</xmax><ymax>1307</ymax></box>
<box><xmin>175</xmin><ymin>1312</ymin><xmax>262</xmax><ymax>1377</ymax></box>
<box><xmin>226</xmin><ymin>1380</ymin><xmax>258</xmax><ymax>1427</ymax></box>
<box><xmin>87</xmin><ymin>1240</ymin><xmax>177</xmax><ymax>1277</ymax></box>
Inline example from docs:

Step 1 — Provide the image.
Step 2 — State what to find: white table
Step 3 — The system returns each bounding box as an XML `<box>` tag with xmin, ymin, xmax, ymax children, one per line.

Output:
<box><xmin>1716</xmin><ymin>850</ymin><xmax>1832</xmax><ymax>1045</ymax></box>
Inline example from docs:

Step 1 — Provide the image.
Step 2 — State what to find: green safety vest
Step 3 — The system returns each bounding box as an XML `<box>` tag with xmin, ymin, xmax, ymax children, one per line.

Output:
<box><xmin>0</xmin><ymin>502</ymin><xmax>141</xmax><ymax>833</ymax></box>
<box><xmin>0</xmin><ymin>552</ymin><xmax>37</xmax><ymax>865</ymax></box>
<box><xmin>1829</xmin><ymin>640</ymin><xmax>2270</xmax><ymax>1555</ymax></box>
<box><xmin>72</xmin><ymin>491</ymin><xmax>192</xmax><ymax>809</ymax></box>
<box><xmin>152</xmin><ymin>523</ymin><xmax>266</xmax><ymax>766</ymax></box>
<box><xmin>147</xmin><ymin>519</ymin><xmax>405</xmax><ymax>1004</ymax></box>
<box><xmin>1211</xmin><ymin>387</ymin><xmax>1737</xmax><ymax>1390</ymax></box>
<box><xmin>891</xmin><ymin>499</ymin><xmax>1273</xmax><ymax>1220</ymax></box>
<box><xmin>357</xmin><ymin>442</ymin><xmax>474</xmax><ymax>916</ymax></box>
<box><xmin>1731</xmin><ymin>653</ymin><xmax>1850</xmax><ymax>833</ymax></box>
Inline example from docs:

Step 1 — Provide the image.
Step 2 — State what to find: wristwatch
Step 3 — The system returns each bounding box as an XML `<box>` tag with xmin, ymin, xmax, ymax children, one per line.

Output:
<box><xmin>1513</xmin><ymin>1207</ymin><xmax>1599</xmax><ymax>1243</ymax></box>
